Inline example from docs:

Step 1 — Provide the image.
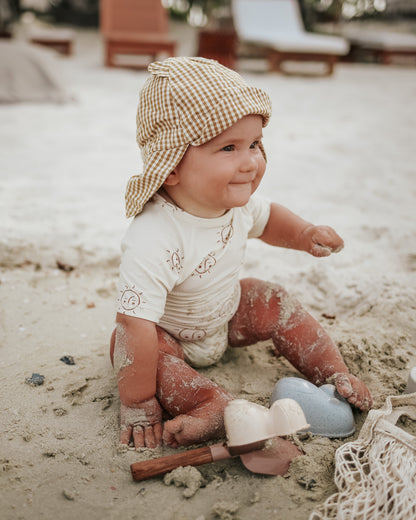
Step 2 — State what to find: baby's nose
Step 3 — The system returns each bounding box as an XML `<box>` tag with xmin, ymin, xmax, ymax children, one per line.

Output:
<box><xmin>239</xmin><ymin>151</ymin><xmax>257</xmax><ymax>171</ymax></box>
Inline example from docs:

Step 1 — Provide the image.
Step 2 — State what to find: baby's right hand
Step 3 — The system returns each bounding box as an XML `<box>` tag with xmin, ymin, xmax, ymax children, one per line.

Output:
<box><xmin>120</xmin><ymin>397</ymin><xmax>163</xmax><ymax>448</ymax></box>
<box><xmin>300</xmin><ymin>225</ymin><xmax>344</xmax><ymax>257</ymax></box>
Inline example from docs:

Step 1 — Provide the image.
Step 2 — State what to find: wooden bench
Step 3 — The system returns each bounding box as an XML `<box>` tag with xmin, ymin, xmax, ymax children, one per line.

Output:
<box><xmin>29</xmin><ymin>28</ymin><xmax>74</xmax><ymax>56</ymax></box>
<box><xmin>100</xmin><ymin>0</ymin><xmax>176</xmax><ymax>69</ymax></box>
<box><xmin>197</xmin><ymin>29</ymin><xmax>237</xmax><ymax>69</ymax></box>
<box><xmin>103</xmin><ymin>31</ymin><xmax>175</xmax><ymax>68</ymax></box>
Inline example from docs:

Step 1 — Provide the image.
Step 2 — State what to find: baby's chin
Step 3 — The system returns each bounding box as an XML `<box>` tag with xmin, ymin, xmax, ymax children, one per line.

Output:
<box><xmin>226</xmin><ymin>184</ymin><xmax>257</xmax><ymax>207</ymax></box>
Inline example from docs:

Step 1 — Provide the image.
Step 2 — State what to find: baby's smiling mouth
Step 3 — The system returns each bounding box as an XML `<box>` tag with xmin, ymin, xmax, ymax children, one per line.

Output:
<box><xmin>230</xmin><ymin>175</ymin><xmax>256</xmax><ymax>185</ymax></box>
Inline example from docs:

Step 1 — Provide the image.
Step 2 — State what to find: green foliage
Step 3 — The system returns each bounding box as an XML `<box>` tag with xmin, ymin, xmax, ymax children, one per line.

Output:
<box><xmin>164</xmin><ymin>0</ymin><xmax>230</xmax><ymax>24</ymax></box>
<box><xmin>304</xmin><ymin>0</ymin><xmax>389</xmax><ymax>21</ymax></box>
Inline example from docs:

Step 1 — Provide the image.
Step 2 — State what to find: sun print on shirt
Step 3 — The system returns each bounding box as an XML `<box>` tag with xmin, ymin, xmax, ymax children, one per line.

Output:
<box><xmin>217</xmin><ymin>220</ymin><xmax>234</xmax><ymax>248</ymax></box>
<box><xmin>166</xmin><ymin>248</ymin><xmax>184</xmax><ymax>273</ymax></box>
<box><xmin>192</xmin><ymin>251</ymin><xmax>216</xmax><ymax>278</ymax></box>
<box><xmin>178</xmin><ymin>328</ymin><xmax>207</xmax><ymax>341</ymax></box>
<box><xmin>118</xmin><ymin>285</ymin><xmax>144</xmax><ymax>315</ymax></box>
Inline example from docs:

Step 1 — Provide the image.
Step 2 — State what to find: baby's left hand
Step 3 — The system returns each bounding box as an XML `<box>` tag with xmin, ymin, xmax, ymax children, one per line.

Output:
<box><xmin>300</xmin><ymin>225</ymin><xmax>344</xmax><ymax>257</ymax></box>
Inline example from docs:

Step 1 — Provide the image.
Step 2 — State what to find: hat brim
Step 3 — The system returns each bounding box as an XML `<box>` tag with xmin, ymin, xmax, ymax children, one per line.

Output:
<box><xmin>125</xmin><ymin>144</ymin><xmax>188</xmax><ymax>218</ymax></box>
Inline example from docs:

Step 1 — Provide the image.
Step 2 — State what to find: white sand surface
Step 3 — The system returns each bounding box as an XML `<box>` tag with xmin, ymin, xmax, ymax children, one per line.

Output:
<box><xmin>1</xmin><ymin>25</ymin><xmax>416</xmax><ymax>520</ymax></box>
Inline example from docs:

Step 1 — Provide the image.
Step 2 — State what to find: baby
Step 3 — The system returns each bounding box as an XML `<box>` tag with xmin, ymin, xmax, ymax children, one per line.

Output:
<box><xmin>111</xmin><ymin>57</ymin><xmax>372</xmax><ymax>449</ymax></box>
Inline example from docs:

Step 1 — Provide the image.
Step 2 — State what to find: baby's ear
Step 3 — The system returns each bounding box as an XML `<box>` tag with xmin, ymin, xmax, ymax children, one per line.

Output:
<box><xmin>163</xmin><ymin>171</ymin><xmax>180</xmax><ymax>186</ymax></box>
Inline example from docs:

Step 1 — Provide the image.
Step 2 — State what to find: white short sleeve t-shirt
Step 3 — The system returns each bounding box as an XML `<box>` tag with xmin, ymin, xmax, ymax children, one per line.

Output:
<box><xmin>117</xmin><ymin>193</ymin><xmax>271</xmax><ymax>364</ymax></box>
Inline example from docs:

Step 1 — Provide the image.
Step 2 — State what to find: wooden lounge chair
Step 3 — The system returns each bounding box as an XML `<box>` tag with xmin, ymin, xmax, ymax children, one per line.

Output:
<box><xmin>232</xmin><ymin>0</ymin><xmax>349</xmax><ymax>75</ymax></box>
<box><xmin>100</xmin><ymin>0</ymin><xmax>176</xmax><ymax>69</ymax></box>
<box><xmin>341</xmin><ymin>26</ymin><xmax>416</xmax><ymax>65</ymax></box>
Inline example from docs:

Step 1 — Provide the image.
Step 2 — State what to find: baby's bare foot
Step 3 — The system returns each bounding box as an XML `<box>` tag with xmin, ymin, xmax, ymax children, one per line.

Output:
<box><xmin>163</xmin><ymin>395</ymin><xmax>231</xmax><ymax>447</ymax></box>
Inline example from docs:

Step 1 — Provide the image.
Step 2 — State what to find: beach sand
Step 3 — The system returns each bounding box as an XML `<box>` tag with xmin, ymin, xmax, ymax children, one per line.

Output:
<box><xmin>1</xmin><ymin>23</ymin><xmax>416</xmax><ymax>520</ymax></box>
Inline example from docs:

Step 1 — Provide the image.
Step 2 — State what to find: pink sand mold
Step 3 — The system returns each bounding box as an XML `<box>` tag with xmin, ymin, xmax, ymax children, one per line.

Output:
<box><xmin>270</xmin><ymin>377</ymin><xmax>355</xmax><ymax>438</ymax></box>
<box><xmin>224</xmin><ymin>398</ymin><xmax>309</xmax><ymax>447</ymax></box>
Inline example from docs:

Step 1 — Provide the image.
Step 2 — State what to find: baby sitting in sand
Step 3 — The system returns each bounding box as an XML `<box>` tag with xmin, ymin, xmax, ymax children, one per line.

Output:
<box><xmin>110</xmin><ymin>57</ymin><xmax>372</xmax><ymax>449</ymax></box>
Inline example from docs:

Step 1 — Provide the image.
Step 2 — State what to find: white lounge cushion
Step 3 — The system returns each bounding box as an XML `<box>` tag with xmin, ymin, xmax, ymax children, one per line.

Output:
<box><xmin>233</xmin><ymin>0</ymin><xmax>349</xmax><ymax>56</ymax></box>
<box><xmin>246</xmin><ymin>30</ymin><xmax>349</xmax><ymax>55</ymax></box>
<box><xmin>343</xmin><ymin>28</ymin><xmax>416</xmax><ymax>51</ymax></box>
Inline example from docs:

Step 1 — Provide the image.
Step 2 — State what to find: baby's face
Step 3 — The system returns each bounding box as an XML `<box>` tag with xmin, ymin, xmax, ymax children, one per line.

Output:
<box><xmin>163</xmin><ymin>115</ymin><xmax>266</xmax><ymax>218</ymax></box>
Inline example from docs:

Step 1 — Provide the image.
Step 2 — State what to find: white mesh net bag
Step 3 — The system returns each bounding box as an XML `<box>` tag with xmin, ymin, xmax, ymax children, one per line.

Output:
<box><xmin>310</xmin><ymin>393</ymin><xmax>416</xmax><ymax>520</ymax></box>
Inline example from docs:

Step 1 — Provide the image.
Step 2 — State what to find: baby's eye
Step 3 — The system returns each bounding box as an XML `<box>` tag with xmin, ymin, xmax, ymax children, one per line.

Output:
<box><xmin>221</xmin><ymin>144</ymin><xmax>235</xmax><ymax>152</ymax></box>
<box><xmin>250</xmin><ymin>140</ymin><xmax>260</xmax><ymax>149</ymax></box>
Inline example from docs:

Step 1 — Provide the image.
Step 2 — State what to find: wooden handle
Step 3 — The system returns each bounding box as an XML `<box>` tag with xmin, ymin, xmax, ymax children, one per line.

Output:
<box><xmin>130</xmin><ymin>446</ymin><xmax>214</xmax><ymax>481</ymax></box>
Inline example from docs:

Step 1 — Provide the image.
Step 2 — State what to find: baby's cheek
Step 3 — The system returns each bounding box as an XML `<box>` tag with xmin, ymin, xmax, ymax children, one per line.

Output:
<box><xmin>252</xmin><ymin>173</ymin><xmax>264</xmax><ymax>192</ymax></box>
<box><xmin>254</xmin><ymin>159</ymin><xmax>266</xmax><ymax>186</ymax></box>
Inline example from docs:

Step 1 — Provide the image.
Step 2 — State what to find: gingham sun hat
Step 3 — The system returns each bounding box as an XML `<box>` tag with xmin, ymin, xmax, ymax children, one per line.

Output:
<box><xmin>125</xmin><ymin>57</ymin><xmax>272</xmax><ymax>218</ymax></box>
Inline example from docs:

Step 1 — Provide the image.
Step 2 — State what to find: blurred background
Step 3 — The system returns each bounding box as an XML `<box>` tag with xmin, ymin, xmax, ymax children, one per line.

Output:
<box><xmin>1</xmin><ymin>0</ymin><xmax>415</xmax><ymax>265</ymax></box>
<box><xmin>1</xmin><ymin>0</ymin><xmax>416</xmax><ymax>31</ymax></box>
<box><xmin>1</xmin><ymin>0</ymin><xmax>416</xmax><ymax>67</ymax></box>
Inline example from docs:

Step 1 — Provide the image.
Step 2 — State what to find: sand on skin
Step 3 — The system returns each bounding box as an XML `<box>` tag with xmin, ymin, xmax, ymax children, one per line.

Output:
<box><xmin>1</xmin><ymin>23</ymin><xmax>416</xmax><ymax>520</ymax></box>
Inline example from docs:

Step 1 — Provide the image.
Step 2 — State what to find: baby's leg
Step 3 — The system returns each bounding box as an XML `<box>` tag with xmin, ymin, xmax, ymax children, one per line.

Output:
<box><xmin>229</xmin><ymin>278</ymin><xmax>349</xmax><ymax>385</ymax></box>
<box><xmin>111</xmin><ymin>325</ymin><xmax>232</xmax><ymax>447</ymax></box>
<box><xmin>228</xmin><ymin>278</ymin><xmax>371</xmax><ymax>410</ymax></box>
<box><xmin>155</xmin><ymin>327</ymin><xmax>232</xmax><ymax>447</ymax></box>
<box><xmin>157</xmin><ymin>351</ymin><xmax>232</xmax><ymax>447</ymax></box>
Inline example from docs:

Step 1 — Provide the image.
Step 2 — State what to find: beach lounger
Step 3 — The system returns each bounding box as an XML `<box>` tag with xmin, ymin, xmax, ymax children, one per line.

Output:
<box><xmin>100</xmin><ymin>0</ymin><xmax>176</xmax><ymax>69</ymax></box>
<box><xmin>342</xmin><ymin>27</ymin><xmax>416</xmax><ymax>65</ymax></box>
<box><xmin>232</xmin><ymin>0</ymin><xmax>349</xmax><ymax>75</ymax></box>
